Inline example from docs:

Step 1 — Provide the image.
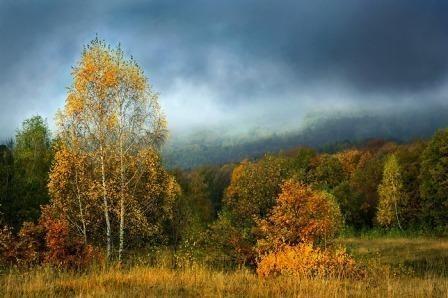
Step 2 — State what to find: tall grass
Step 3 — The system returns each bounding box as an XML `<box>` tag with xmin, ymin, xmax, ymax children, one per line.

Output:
<box><xmin>342</xmin><ymin>237</ymin><xmax>448</xmax><ymax>277</ymax></box>
<box><xmin>2</xmin><ymin>265</ymin><xmax>448</xmax><ymax>297</ymax></box>
<box><xmin>2</xmin><ymin>237</ymin><xmax>448</xmax><ymax>297</ymax></box>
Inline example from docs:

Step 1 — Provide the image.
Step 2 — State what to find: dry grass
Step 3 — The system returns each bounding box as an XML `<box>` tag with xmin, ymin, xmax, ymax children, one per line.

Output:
<box><xmin>2</xmin><ymin>237</ymin><xmax>448</xmax><ymax>297</ymax></box>
<box><xmin>341</xmin><ymin>237</ymin><xmax>448</xmax><ymax>277</ymax></box>
<box><xmin>2</xmin><ymin>265</ymin><xmax>448</xmax><ymax>297</ymax></box>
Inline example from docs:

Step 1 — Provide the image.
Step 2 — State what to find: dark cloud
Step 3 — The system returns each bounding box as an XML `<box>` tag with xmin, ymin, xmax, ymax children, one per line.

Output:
<box><xmin>0</xmin><ymin>0</ymin><xmax>448</xmax><ymax>138</ymax></box>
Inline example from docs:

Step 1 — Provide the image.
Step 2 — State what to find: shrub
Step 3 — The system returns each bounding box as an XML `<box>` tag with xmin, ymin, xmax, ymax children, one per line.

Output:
<box><xmin>0</xmin><ymin>226</ymin><xmax>16</xmax><ymax>267</ymax></box>
<box><xmin>256</xmin><ymin>179</ymin><xmax>342</xmax><ymax>254</ymax></box>
<box><xmin>0</xmin><ymin>210</ymin><xmax>99</xmax><ymax>270</ymax></box>
<box><xmin>206</xmin><ymin>211</ymin><xmax>255</xmax><ymax>266</ymax></box>
<box><xmin>42</xmin><ymin>217</ymin><xmax>97</xmax><ymax>269</ymax></box>
<box><xmin>256</xmin><ymin>243</ymin><xmax>365</xmax><ymax>279</ymax></box>
<box><xmin>0</xmin><ymin>223</ymin><xmax>46</xmax><ymax>267</ymax></box>
<box><xmin>16</xmin><ymin>222</ymin><xmax>46</xmax><ymax>266</ymax></box>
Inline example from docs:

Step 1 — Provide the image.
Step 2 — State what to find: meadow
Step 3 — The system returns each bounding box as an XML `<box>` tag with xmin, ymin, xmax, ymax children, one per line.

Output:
<box><xmin>2</xmin><ymin>236</ymin><xmax>448</xmax><ymax>297</ymax></box>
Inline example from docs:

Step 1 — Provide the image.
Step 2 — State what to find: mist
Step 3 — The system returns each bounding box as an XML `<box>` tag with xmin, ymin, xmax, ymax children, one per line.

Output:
<box><xmin>1</xmin><ymin>0</ymin><xmax>448</xmax><ymax>143</ymax></box>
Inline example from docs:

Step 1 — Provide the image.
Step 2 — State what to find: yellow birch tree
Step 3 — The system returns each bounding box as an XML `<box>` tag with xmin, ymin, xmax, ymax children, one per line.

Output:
<box><xmin>50</xmin><ymin>38</ymin><xmax>171</xmax><ymax>260</ymax></box>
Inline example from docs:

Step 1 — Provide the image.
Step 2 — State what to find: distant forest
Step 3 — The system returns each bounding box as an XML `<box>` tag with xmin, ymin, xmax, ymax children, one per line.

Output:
<box><xmin>163</xmin><ymin>105</ymin><xmax>448</xmax><ymax>169</ymax></box>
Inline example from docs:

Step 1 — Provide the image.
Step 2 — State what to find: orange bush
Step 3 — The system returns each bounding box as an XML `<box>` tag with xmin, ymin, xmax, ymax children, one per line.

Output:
<box><xmin>256</xmin><ymin>179</ymin><xmax>342</xmax><ymax>254</ymax></box>
<box><xmin>16</xmin><ymin>222</ymin><xmax>46</xmax><ymax>266</ymax></box>
<box><xmin>43</xmin><ymin>218</ymin><xmax>97</xmax><ymax>269</ymax></box>
<box><xmin>256</xmin><ymin>244</ymin><xmax>365</xmax><ymax>279</ymax></box>
<box><xmin>39</xmin><ymin>206</ymin><xmax>99</xmax><ymax>269</ymax></box>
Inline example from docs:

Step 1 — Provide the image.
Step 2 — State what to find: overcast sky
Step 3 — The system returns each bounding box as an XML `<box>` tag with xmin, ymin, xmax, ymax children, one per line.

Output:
<box><xmin>1</xmin><ymin>0</ymin><xmax>448</xmax><ymax>138</ymax></box>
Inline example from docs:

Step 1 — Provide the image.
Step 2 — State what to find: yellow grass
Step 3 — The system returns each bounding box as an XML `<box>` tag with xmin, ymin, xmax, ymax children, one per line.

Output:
<box><xmin>2</xmin><ymin>265</ymin><xmax>448</xmax><ymax>297</ymax></box>
<box><xmin>341</xmin><ymin>237</ymin><xmax>448</xmax><ymax>276</ymax></box>
<box><xmin>2</xmin><ymin>237</ymin><xmax>448</xmax><ymax>297</ymax></box>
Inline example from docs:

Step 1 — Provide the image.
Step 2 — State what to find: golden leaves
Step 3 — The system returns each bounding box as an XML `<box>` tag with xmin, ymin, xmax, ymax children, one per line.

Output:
<box><xmin>256</xmin><ymin>244</ymin><xmax>365</xmax><ymax>279</ymax></box>
<box><xmin>256</xmin><ymin>180</ymin><xmax>342</xmax><ymax>254</ymax></box>
<box><xmin>66</xmin><ymin>93</ymin><xmax>85</xmax><ymax>116</ymax></box>
<box><xmin>106</xmin><ymin>114</ymin><xmax>118</xmax><ymax>129</ymax></box>
<box><xmin>51</xmin><ymin>37</ymin><xmax>170</xmax><ymax>254</ymax></box>
<box><xmin>103</xmin><ymin>65</ymin><xmax>118</xmax><ymax>88</ymax></box>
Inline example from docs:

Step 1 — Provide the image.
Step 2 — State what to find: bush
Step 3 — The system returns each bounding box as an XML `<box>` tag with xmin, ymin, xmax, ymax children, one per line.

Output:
<box><xmin>0</xmin><ymin>226</ymin><xmax>16</xmax><ymax>267</ymax></box>
<box><xmin>256</xmin><ymin>179</ymin><xmax>342</xmax><ymax>254</ymax></box>
<box><xmin>42</xmin><ymin>217</ymin><xmax>97</xmax><ymax>269</ymax></box>
<box><xmin>256</xmin><ymin>243</ymin><xmax>365</xmax><ymax>279</ymax></box>
<box><xmin>0</xmin><ymin>210</ymin><xmax>99</xmax><ymax>270</ymax></box>
<box><xmin>0</xmin><ymin>223</ymin><xmax>46</xmax><ymax>268</ymax></box>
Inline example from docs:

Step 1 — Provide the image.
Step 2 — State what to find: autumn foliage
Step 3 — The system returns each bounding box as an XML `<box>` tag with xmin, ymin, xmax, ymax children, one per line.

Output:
<box><xmin>256</xmin><ymin>244</ymin><xmax>365</xmax><ymax>279</ymax></box>
<box><xmin>49</xmin><ymin>38</ymin><xmax>176</xmax><ymax>261</ymax></box>
<box><xmin>0</xmin><ymin>208</ymin><xmax>97</xmax><ymax>269</ymax></box>
<box><xmin>257</xmin><ymin>179</ymin><xmax>342</xmax><ymax>254</ymax></box>
<box><xmin>253</xmin><ymin>179</ymin><xmax>357</xmax><ymax>278</ymax></box>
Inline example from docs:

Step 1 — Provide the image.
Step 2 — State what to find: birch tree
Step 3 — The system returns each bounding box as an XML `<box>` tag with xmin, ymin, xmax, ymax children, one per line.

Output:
<box><xmin>51</xmin><ymin>38</ymin><xmax>170</xmax><ymax>260</ymax></box>
<box><xmin>376</xmin><ymin>154</ymin><xmax>406</xmax><ymax>230</ymax></box>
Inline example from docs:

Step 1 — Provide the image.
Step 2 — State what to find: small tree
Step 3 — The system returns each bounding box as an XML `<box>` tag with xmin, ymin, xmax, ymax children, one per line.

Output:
<box><xmin>257</xmin><ymin>179</ymin><xmax>342</xmax><ymax>254</ymax></box>
<box><xmin>224</xmin><ymin>155</ymin><xmax>292</xmax><ymax>226</ymax></box>
<box><xmin>220</xmin><ymin>155</ymin><xmax>292</xmax><ymax>264</ymax></box>
<box><xmin>12</xmin><ymin>116</ymin><xmax>52</xmax><ymax>227</ymax></box>
<box><xmin>376</xmin><ymin>154</ymin><xmax>406</xmax><ymax>230</ymax></box>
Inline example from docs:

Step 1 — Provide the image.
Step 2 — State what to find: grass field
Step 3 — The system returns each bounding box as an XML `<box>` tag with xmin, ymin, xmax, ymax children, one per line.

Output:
<box><xmin>2</xmin><ymin>237</ymin><xmax>448</xmax><ymax>297</ymax></box>
<box><xmin>343</xmin><ymin>237</ymin><xmax>448</xmax><ymax>277</ymax></box>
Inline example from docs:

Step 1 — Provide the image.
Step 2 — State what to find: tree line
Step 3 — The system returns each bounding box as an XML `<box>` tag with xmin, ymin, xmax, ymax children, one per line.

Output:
<box><xmin>167</xmin><ymin>132</ymin><xmax>448</xmax><ymax>267</ymax></box>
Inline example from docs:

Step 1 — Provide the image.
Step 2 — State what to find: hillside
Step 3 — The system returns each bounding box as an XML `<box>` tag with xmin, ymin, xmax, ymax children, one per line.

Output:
<box><xmin>163</xmin><ymin>105</ymin><xmax>448</xmax><ymax>168</ymax></box>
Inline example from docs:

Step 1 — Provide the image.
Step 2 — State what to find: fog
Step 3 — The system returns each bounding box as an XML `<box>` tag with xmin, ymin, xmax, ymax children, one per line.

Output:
<box><xmin>1</xmin><ymin>0</ymin><xmax>448</xmax><ymax>140</ymax></box>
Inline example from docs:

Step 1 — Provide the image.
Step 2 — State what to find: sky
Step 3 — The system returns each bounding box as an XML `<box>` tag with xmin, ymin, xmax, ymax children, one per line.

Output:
<box><xmin>1</xmin><ymin>0</ymin><xmax>448</xmax><ymax>139</ymax></box>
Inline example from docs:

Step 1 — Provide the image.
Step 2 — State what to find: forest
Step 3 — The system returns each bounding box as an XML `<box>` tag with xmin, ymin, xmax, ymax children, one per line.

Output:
<box><xmin>2</xmin><ymin>39</ymin><xmax>448</xmax><ymax>297</ymax></box>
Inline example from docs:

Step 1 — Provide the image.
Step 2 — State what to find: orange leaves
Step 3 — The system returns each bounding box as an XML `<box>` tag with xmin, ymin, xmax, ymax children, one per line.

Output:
<box><xmin>253</xmin><ymin>180</ymin><xmax>359</xmax><ymax>279</ymax></box>
<box><xmin>103</xmin><ymin>65</ymin><xmax>118</xmax><ymax>88</ymax></box>
<box><xmin>106</xmin><ymin>114</ymin><xmax>118</xmax><ymax>129</ymax></box>
<box><xmin>256</xmin><ymin>244</ymin><xmax>365</xmax><ymax>279</ymax></box>
<box><xmin>42</xmin><ymin>216</ymin><xmax>97</xmax><ymax>269</ymax></box>
<box><xmin>66</xmin><ymin>93</ymin><xmax>85</xmax><ymax>116</ymax></box>
<box><xmin>0</xmin><ymin>216</ymin><xmax>96</xmax><ymax>269</ymax></box>
<box><xmin>335</xmin><ymin>149</ymin><xmax>362</xmax><ymax>176</ymax></box>
<box><xmin>71</xmin><ymin>40</ymin><xmax>145</xmax><ymax>100</ymax></box>
<box><xmin>125</xmin><ymin>64</ymin><xmax>146</xmax><ymax>92</ymax></box>
<box><xmin>52</xmin><ymin>37</ymin><xmax>169</xmax><ymax>259</ymax></box>
<box><xmin>256</xmin><ymin>180</ymin><xmax>342</xmax><ymax>254</ymax></box>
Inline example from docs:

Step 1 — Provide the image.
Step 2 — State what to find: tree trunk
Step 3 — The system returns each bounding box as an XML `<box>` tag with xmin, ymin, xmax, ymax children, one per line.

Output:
<box><xmin>75</xmin><ymin>170</ymin><xmax>87</xmax><ymax>243</ymax></box>
<box><xmin>118</xmin><ymin>136</ymin><xmax>125</xmax><ymax>262</ymax></box>
<box><xmin>100</xmin><ymin>145</ymin><xmax>111</xmax><ymax>259</ymax></box>
<box><xmin>394</xmin><ymin>199</ymin><xmax>403</xmax><ymax>231</ymax></box>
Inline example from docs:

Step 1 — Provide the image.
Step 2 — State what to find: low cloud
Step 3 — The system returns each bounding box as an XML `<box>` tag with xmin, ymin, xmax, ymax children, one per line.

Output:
<box><xmin>1</xmin><ymin>0</ymin><xmax>447</xmax><ymax>138</ymax></box>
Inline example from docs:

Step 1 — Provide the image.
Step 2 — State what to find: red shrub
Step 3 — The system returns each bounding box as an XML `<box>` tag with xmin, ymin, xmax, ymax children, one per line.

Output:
<box><xmin>43</xmin><ymin>218</ymin><xmax>96</xmax><ymax>269</ymax></box>
<box><xmin>0</xmin><ymin>211</ymin><xmax>98</xmax><ymax>270</ymax></box>
<box><xmin>0</xmin><ymin>226</ymin><xmax>17</xmax><ymax>266</ymax></box>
